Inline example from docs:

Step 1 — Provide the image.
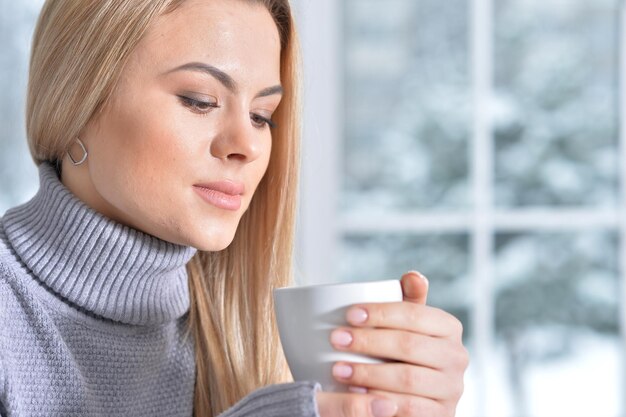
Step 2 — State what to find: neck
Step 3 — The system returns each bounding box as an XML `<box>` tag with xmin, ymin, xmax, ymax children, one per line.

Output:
<box><xmin>2</xmin><ymin>161</ymin><xmax>198</xmax><ymax>325</ymax></box>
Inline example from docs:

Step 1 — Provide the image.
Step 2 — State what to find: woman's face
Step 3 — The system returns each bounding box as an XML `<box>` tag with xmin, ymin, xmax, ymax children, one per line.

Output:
<box><xmin>62</xmin><ymin>0</ymin><xmax>282</xmax><ymax>251</ymax></box>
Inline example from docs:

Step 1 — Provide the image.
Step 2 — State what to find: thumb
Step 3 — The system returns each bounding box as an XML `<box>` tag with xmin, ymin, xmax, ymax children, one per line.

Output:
<box><xmin>401</xmin><ymin>270</ymin><xmax>429</xmax><ymax>304</ymax></box>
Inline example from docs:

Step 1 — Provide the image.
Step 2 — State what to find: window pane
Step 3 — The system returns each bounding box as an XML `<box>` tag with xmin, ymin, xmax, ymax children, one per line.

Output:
<box><xmin>341</xmin><ymin>0</ymin><xmax>471</xmax><ymax>213</ymax></box>
<box><xmin>494</xmin><ymin>0</ymin><xmax>619</xmax><ymax>207</ymax></box>
<box><xmin>494</xmin><ymin>231</ymin><xmax>620</xmax><ymax>417</ymax></box>
<box><xmin>0</xmin><ymin>1</ymin><xmax>43</xmax><ymax>213</ymax></box>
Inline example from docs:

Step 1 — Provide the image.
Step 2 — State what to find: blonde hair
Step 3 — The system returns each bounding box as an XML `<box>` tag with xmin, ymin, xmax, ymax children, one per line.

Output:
<box><xmin>26</xmin><ymin>1</ymin><xmax>302</xmax><ymax>416</ymax></box>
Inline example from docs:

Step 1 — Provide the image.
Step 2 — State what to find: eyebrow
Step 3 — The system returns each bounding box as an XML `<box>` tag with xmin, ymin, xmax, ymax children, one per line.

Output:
<box><xmin>163</xmin><ymin>62</ymin><xmax>283</xmax><ymax>99</ymax></box>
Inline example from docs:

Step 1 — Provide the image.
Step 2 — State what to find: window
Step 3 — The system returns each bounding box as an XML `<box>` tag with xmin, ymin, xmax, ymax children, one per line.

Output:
<box><xmin>294</xmin><ymin>0</ymin><xmax>622</xmax><ymax>416</ymax></box>
<box><xmin>0</xmin><ymin>0</ymin><xmax>42</xmax><ymax>214</ymax></box>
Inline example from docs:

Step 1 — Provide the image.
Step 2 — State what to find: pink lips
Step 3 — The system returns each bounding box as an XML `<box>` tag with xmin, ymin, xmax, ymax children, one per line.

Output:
<box><xmin>193</xmin><ymin>181</ymin><xmax>244</xmax><ymax>211</ymax></box>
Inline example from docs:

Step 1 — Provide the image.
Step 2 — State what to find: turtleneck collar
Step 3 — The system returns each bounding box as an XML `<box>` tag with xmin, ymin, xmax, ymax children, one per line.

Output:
<box><xmin>2</xmin><ymin>162</ymin><xmax>198</xmax><ymax>326</ymax></box>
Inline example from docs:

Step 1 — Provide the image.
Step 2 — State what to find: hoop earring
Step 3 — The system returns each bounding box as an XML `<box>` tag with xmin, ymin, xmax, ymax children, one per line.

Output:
<box><xmin>67</xmin><ymin>137</ymin><xmax>88</xmax><ymax>165</ymax></box>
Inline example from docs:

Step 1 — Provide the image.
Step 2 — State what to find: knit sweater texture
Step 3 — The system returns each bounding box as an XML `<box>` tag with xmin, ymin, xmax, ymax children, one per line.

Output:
<box><xmin>0</xmin><ymin>162</ymin><xmax>321</xmax><ymax>416</ymax></box>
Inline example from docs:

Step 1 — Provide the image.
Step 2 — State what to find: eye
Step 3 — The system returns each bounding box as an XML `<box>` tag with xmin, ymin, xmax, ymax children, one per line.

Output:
<box><xmin>250</xmin><ymin>113</ymin><xmax>276</xmax><ymax>130</ymax></box>
<box><xmin>178</xmin><ymin>95</ymin><xmax>219</xmax><ymax>114</ymax></box>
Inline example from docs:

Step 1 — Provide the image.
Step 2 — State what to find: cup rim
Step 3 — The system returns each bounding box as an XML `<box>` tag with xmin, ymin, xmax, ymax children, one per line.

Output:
<box><xmin>274</xmin><ymin>278</ymin><xmax>400</xmax><ymax>292</ymax></box>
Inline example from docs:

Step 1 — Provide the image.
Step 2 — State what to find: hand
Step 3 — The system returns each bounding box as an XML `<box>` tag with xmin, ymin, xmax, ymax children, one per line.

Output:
<box><xmin>315</xmin><ymin>271</ymin><xmax>469</xmax><ymax>417</ymax></box>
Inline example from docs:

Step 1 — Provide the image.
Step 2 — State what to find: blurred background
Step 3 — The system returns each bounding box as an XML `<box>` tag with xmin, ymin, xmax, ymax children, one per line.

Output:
<box><xmin>0</xmin><ymin>0</ymin><xmax>623</xmax><ymax>416</ymax></box>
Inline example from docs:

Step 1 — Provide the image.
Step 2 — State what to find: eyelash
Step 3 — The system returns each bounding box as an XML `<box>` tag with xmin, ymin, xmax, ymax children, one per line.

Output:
<box><xmin>178</xmin><ymin>95</ymin><xmax>277</xmax><ymax>129</ymax></box>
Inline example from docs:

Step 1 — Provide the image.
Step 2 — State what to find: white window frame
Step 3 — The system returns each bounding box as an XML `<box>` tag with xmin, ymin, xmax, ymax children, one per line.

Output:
<box><xmin>294</xmin><ymin>0</ymin><xmax>625</xmax><ymax>415</ymax></box>
<box><xmin>619</xmin><ymin>0</ymin><xmax>626</xmax><ymax>414</ymax></box>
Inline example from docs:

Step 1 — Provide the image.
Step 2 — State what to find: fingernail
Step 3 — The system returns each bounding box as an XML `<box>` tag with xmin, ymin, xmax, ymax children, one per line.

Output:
<box><xmin>332</xmin><ymin>363</ymin><xmax>353</xmax><ymax>379</ymax></box>
<box><xmin>330</xmin><ymin>329</ymin><xmax>352</xmax><ymax>347</ymax></box>
<box><xmin>347</xmin><ymin>307</ymin><xmax>368</xmax><ymax>324</ymax></box>
<box><xmin>348</xmin><ymin>385</ymin><xmax>368</xmax><ymax>394</ymax></box>
<box><xmin>371</xmin><ymin>398</ymin><xmax>398</xmax><ymax>417</ymax></box>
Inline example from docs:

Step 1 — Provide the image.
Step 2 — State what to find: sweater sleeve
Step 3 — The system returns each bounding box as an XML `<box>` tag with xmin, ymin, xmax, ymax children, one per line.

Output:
<box><xmin>217</xmin><ymin>380</ymin><xmax>322</xmax><ymax>417</ymax></box>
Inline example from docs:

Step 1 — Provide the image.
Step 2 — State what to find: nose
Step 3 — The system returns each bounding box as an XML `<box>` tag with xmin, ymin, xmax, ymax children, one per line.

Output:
<box><xmin>210</xmin><ymin>111</ymin><xmax>264</xmax><ymax>163</ymax></box>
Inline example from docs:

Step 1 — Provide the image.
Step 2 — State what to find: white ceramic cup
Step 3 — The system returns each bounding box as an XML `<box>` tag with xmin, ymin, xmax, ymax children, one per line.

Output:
<box><xmin>273</xmin><ymin>279</ymin><xmax>403</xmax><ymax>392</ymax></box>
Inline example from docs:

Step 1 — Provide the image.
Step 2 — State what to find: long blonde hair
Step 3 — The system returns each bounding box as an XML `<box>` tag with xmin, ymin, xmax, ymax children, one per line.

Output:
<box><xmin>26</xmin><ymin>1</ymin><xmax>302</xmax><ymax>415</ymax></box>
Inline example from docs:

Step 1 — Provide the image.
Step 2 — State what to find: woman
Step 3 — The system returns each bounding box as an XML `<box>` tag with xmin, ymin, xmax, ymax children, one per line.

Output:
<box><xmin>0</xmin><ymin>0</ymin><xmax>468</xmax><ymax>416</ymax></box>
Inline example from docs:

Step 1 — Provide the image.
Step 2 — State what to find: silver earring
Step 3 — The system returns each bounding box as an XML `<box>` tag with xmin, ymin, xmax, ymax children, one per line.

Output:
<box><xmin>67</xmin><ymin>137</ymin><xmax>88</xmax><ymax>165</ymax></box>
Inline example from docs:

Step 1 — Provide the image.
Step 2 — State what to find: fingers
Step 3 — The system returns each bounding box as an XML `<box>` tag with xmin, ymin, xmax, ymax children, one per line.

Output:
<box><xmin>329</xmin><ymin>327</ymin><xmax>465</xmax><ymax>369</ymax></box>
<box><xmin>315</xmin><ymin>391</ymin><xmax>399</xmax><ymax>417</ymax></box>
<box><xmin>320</xmin><ymin>270</ymin><xmax>466</xmax><ymax>417</ymax></box>
<box><xmin>332</xmin><ymin>362</ymin><xmax>454</xmax><ymax>399</ymax></box>
<box><xmin>345</xmin><ymin>301</ymin><xmax>464</xmax><ymax>342</ymax></box>
<box><xmin>401</xmin><ymin>271</ymin><xmax>429</xmax><ymax>305</ymax></box>
<box><xmin>364</xmin><ymin>389</ymin><xmax>452</xmax><ymax>417</ymax></box>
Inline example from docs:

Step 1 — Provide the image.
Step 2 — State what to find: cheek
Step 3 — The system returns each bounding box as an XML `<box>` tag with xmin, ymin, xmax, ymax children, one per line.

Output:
<box><xmin>248</xmin><ymin>139</ymin><xmax>272</xmax><ymax>189</ymax></box>
<box><xmin>89</xmin><ymin>101</ymin><xmax>196</xmax><ymax>219</ymax></box>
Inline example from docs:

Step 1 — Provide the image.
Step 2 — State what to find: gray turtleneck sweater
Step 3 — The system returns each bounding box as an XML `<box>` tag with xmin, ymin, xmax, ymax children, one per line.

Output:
<box><xmin>0</xmin><ymin>162</ymin><xmax>321</xmax><ymax>416</ymax></box>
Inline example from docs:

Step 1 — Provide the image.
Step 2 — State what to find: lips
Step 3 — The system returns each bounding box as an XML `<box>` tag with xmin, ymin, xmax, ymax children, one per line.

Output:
<box><xmin>193</xmin><ymin>181</ymin><xmax>245</xmax><ymax>196</ymax></box>
<box><xmin>193</xmin><ymin>181</ymin><xmax>244</xmax><ymax>211</ymax></box>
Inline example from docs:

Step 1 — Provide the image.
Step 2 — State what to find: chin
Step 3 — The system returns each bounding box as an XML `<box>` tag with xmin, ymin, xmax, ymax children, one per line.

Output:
<box><xmin>190</xmin><ymin>231</ymin><xmax>237</xmax><ymax>252</ymax></box>
<box><xmin>175</xmin><ymin>208</ymin><xmax>244</xmax><ymax>252</ymax></box>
